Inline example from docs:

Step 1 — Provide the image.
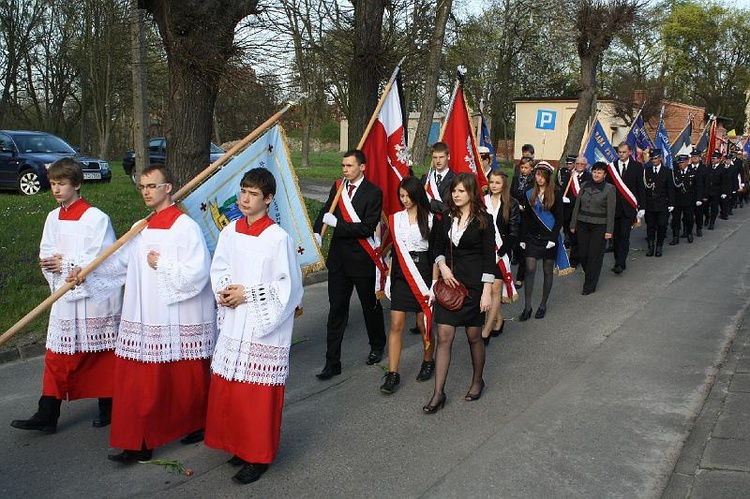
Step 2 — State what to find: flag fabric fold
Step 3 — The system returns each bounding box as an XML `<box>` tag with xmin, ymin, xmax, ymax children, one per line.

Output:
<box><xmin>360</xmin><ymin>72</ymin><xmax>412</xmax><ymax>217</ymax></box>
<box><xmin>671</xmin><ymin>120</ymin><xmax>693</xmax><ymax>158</ymax></box>
<box><xmin>625</xmin><ymin>112</ymin><xmax>655</xmax><ymax>162</ymax></box>
<box><xmin>479</xmin><ymin>113</ymin><xmax>497</xmax><ymax>171</ymax></box>
<box><xmin>180</xmin><ymin>124</ymin><xmax>324</xmax><ymax>275</ymax></box>
<box><xmin>441</xmin><ymin>85</ymin><xmax>488</xmax><ymax>190</ymax></box>
<box><xmin>582</xmin><ymin>119</ymin><xmax>617</xmax><ymax>166</ymax></box>
<box><xmin>655</xmin><ymin>109</ymin><xmax>672</xmax><ymax>168</ymax></box>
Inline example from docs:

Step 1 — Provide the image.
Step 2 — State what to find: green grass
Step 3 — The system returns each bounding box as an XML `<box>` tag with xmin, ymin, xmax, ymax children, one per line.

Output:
<box><xmin>289</xmin><ymin>151</ymin><xmax>343</xmax><ymax>180</ymax></box>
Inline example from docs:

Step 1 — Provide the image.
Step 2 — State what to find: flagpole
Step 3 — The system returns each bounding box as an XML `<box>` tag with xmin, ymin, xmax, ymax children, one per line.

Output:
<box><xmin>320</xmin><ymin>57</ymin><xmax>406</xmax><ymax>238</ymax></box>
<box><xmin>578</xmin><ymin>110</ymin><xmax>601</xmax><ymax>156</ymax></box>
<box><xmin>0</xmin><ymin>100</ymin><xmax>299</xmax><ymax>346</ymax></box>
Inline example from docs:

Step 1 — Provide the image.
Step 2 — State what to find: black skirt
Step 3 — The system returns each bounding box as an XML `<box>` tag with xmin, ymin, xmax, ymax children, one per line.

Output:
<box><xmin>524</xmin><ymin>234</ymin><xmax>556</xmax><ymax>260</ymax></box>
<box><xmin>390</xmin><ymin>251</ymin><xmax>431</xmax><ymax>313</ymax></box>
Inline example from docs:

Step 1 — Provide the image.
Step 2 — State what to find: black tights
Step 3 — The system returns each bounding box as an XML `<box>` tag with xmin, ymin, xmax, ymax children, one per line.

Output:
<box><xmin>428</xmin><ymin>324</ymin><xmax>485</xmax><ymax>405</ymax></box>
<box><xmin>524</xmin><ymin>257</ymin><xmax>554</xmax><ymax>310</ymax></box>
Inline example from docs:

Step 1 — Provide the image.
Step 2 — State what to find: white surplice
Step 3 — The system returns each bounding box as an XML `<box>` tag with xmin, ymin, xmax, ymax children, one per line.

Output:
<box><xmin>209</xmin><ymin>219</ymin><xmax>303</xmax><ymax>386</ymax></box>
<box><xmin>40</xmin><ymin>203</ymin><xmax>122</xmax><ymax>354</ymax></box>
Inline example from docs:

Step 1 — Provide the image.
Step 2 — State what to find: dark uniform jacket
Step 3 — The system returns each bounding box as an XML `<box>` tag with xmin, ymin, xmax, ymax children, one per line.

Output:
<box><xmin>510</xmin><ymin>173</ymin><xmax>534</xmax><ymax>207</ymax></box>
<box><xmin>706</xmin><ymin>163</ymin><xmax>730</xmax><ymax>197</ymax></box>
<box><xmin>643</xmin><ymin>164</ymin><xmax>675</xmax><ymax>211</ymax></box>
<box><xmin>313</xmin><ymin>177</ymin><xmax>383</xmax><ymax>277</ymax></box>
<box><xmin>421</xmin><ymin>168</ymin><xmax>455</xmax><ymax>214</ymax></box>
<box><xmin>673</xmin><ymin>166</ymin><xmax>702</xmax><ymax>207</ymax></box>
<box><xmin>690</xmin><ymin>161</ymin><xmax>707</xmax><ymax>200</ymax></box>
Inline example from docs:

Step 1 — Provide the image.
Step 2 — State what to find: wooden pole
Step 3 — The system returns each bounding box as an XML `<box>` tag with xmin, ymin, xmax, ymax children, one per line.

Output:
<box><xmin>0</xmin><ymin>101</ymin><xmax>298</xmax><ymax>346</ymax></box>
<box><xmin>320</xmin><ymin>57</ymin><xmax>405</xmax><ymax>238</ymax></box>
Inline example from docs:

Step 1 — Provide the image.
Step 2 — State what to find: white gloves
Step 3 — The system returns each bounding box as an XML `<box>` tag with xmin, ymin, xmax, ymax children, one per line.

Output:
<box><xmin>323</xmin><ymin>212</ymin><xmax>338</xmax><ymax>227</ymax></box>
<box><xmin>668</xmin><ymin>206</ymin><xmax>674</xmax><ymax>213</ymax></box>
<box><xmin>562</xmin><ymin>196</ymin><xmax>571</xmax><ymax>204</ymax></box>
<box><xmin>545</xmin><ymin>241</ymin><xmax>556</xmax><ymax>249</ymax></box>
<box><xmin>384</xmin><ymin>276</ymin><xmax>391</xmax><ymax>300</ymax></box>
<box><xmin>721</xmin><ymin>194</ymin><xmax>727</xmax><ymax>199</ymax></box>
<box><xmin>696</xmin><ymin>201</ymin><xmax>703</xmax><ymax>206</ymax></box>
<box><xmin>519</xmin><ymin>242</ymin><xmax>526</xmax><ymax>250</ymax></box>
<box><xmin>314</xmin><ymin>233</ymin><xmax>322</xmax><ymax>246</ymax></box>
<box><xmin>741</xmin><ymin>183</ymin><xmax>746</xmax><ymax>189</ymax></box>
<box><xmin>637</xmin><ymin>209</ymin><xmax>645</xmax><ymax>220</ymax></box>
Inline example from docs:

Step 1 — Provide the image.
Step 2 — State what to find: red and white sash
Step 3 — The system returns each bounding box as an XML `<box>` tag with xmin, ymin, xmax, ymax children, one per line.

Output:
<box><xmin>484</xmin><ymin>195</ymin><xmax>518</xmax><ymax>303</ymax></box>
<box><xmin>389</xmin><ymin>211</ymin><xmax>433</xmax><ymax>346</ymax></box>
<box><xmin>607</xmin><ymin>162</ymin><xmax>638</xmax><ymax>212</ymax></box>
<box><xmin>570</xmin><ymin>173</ymin><xmax>581</xmax><ymax>197</ymax></box>
<box><xmin>425</xmin><ymin>169</ymin><xmax>442</xmax><ymax>202</ymax></box>
<box><xmin>336</xmin><ymin>179</ymin><xmax>388</xmax><ymax>293</ymax></box>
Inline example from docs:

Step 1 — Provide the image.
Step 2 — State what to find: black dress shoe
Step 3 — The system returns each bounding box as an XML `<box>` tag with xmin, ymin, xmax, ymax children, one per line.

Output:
<box><xmin>612</xmin><ymin>265</ymin><xmax>623</xmax><ymax>275</ymax></box>
<box><xmin>227</xmin><ymin>455</ymin><xmax>244</xmax><ymax>466</ymax></box>
<box><xmin>366</xmin><ymin>348</ymin><xmax>384</xmax><ymax>365</ymax></box>
<box><xmin>519</xmin><ymin>307</ymin><xmax>533</xmax><ymax>322</ymax></box>
<box><xmin>708</xmin><ymin>223</ymin><xmax>715</xmax><ymax>230</ymax></box>
<box><xmin>415</xmin><ymin>360</ymin><xmax>435</xmax><ymax>381</ymax></box>
<box><xmin>655</xmin><ymin>246</ymin><xmax>663</xmax><ymax>257</ymax></box>
<box><xmin>233</xmin><ymin>463</ymin><xmax>269</xmax><ymax>484</ymax></box>
<box><xmin>491</xmin><ymin>321</ymin><xmax>505</xmax><ymax>337</ymax></box>
<box><xmin>108</xmin><ymin>448</ymin><xmax>153</xmax><ymax>464</ymax></box>
<box><xmin>534</xmin><ymin>307</ymin><xmax>546</xmax><ymax>319</ymax></box>
<box><xmin>422</xmin><ymin>393</ymin><xmax>446</xmax><ymax>414</ymax></box>
<box><xmin>316</xmin><ymin>364</ymin><xmax>341</xmax><ymax>380</ymax></box>
<box><xmin>687</xmin><ymin>233</ymin><xmax>694</xmax><ymax>243</ymax></box>
<box><xmin>380</xmin><ymin>372</ymin><xmax>400</xmax><ymax>394</ymax></box>
<box><xmin>92</xmin><ymin>413</ymin><xmax>111</xmax><ymax>428</ymax></box>
<box><xmin>180</xmin><ymin>429</ymin><xmax>205</xmax><ymax>445</ymax></box>
<box><xmin>10</xmin><ymin>414</ymin><xmax>57</xmax><ymax>433</ymax></box>
<box><xmin>464</xmin><ymin>379</ymin><xmax>485</xmax><ymax>401</ymax></box>
<box><xmin>581</xmin><ymin>288</ymin><xmax>595</xmax><ymax>295</ymax></box>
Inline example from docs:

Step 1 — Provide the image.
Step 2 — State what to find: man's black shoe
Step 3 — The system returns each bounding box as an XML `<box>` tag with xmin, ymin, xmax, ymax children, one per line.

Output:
<box><xmin>92</xmin><ymin>413</ymin><xmax>111</xmax><ymax>428</ymax></box>
<box><xmin>687</xmin><ymin>233</ymin><xmax>694</xmax><ymax>243</ymax></box>
<box><xmin>612</xmin><ymin>265</ymin><xmax>623</xmax><ymax>275</ymax></box>
<box><xmin>316</xmin><ymin>364</ymin><xmax>341</xmax><ymax>380</ymax></box>
<box><xmin>696</xmin><ymin>229</ymin><xmax>702</xmax><ymax>237</ymax></box>
<box><xmin>180</xmin><ymin>429</ymin><xmax>204</xmax><ymax>445</ymax></box>
<box><xmin>233</xmin><ymin>463</ymin><xmax>269</xmax><ymax>484</ymax></box>
<box><xmin>655</xmin><ymin>246</ymin><xmax>663</xmax><ymax>257</ymax></box>
<box><xmin>108</xmin><ymin>448</ymin><xmax>153</xmax><ymax>464</ymax></box>
<box><xmin>10</xmin><ymin>414</ymin><xmax>57</xmax><ymax>433</ymax></box>
<box><xmin>366</xmin><ymin>348</ymin><xmax>384</xmax><ymax>365</ymax></box>
<box><xmin>227</xmin><ymin>455</ymin><xmax>244</xmax><ymax>466</ymax></box>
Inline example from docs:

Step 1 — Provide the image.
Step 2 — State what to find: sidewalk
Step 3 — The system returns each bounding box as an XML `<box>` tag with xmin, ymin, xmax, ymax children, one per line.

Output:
<box><xmin>663</xmin><ymin>310</ymin><xmax>750</xmax><ymax>498</ymax></box>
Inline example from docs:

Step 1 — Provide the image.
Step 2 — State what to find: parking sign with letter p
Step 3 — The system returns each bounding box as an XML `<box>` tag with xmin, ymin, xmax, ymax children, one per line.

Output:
<box><xmin>535</xmin><ymin>110</ymin><xmax>557</xmax><ymax>130</ymax></box>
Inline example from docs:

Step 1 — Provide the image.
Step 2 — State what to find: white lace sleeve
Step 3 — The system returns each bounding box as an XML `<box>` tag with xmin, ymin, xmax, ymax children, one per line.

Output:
<box><xmin>242</xmin><ymin>283</ymin><xmax>284</xmax><ymax>338</ymax></box>
<box><xmin>156</xmin><ymin>254</ymin><xmax>201</xmax><ymax>305</ymax></box>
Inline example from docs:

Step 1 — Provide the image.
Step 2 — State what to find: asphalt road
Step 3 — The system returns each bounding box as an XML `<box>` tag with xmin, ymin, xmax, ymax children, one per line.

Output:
<box><xmin>2</xmin><ymin>210</ymin><xmax>749</xmax><ymax>498</ymax></box>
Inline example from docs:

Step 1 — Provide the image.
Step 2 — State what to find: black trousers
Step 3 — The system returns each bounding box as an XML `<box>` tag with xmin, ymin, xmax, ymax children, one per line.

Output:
<box><xmin>671</xmin><ymin>205</ymin><xmax>694</xmax><ymax>235</ymax></box>
<box><xmin>612</xmin><ymin>216</ymin><xmax>633</xmax><ymax>269</ymax></box>
<box><xmin>720</xmin><ymin>195</ymin><xmax>729</xmax><ymax>218</ymax></box>
<box><xmin>645</xmin><ymin>210</ymin><xmax>669</xmax><ymax>245</ymax></box>
<box><xmin>577</xmin><ymin>221</ymin><xmax>607</xmax><ymax>292</ymax></box>
<box><xmin>709</xmin><ymin>194</ymin><xmax>721</xmax><ymax>222</ymax></box>
<box><xmin>325</xmin><ymin>269</ymin><xmax>385</xmax><ymax>368</ymax></box>
<box><xmin>694</xmin><ymin>202</ymin><xmax>705</xmax><ymax>230</ymax></box>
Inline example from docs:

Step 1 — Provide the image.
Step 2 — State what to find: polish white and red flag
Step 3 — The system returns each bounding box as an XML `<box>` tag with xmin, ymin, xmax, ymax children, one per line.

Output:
<box><xmin>441</xmin><ymin>84</ymin><xmax>488</xmax><ymax>191</ymax></box>
<box><xmin>361</xmin><ymin>72</ymin><xmax>411</xmax><ymax>217</ymax></box>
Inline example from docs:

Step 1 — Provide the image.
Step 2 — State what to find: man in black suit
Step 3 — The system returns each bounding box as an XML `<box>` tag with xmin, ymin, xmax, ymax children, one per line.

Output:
<box><xmin>706</xmin><ymin>151</ymin><xmax>730</xmax><ymax>228</ymax></box>
<box><xmin>421</xmin><ymin>141</ymin><xmax>455</xmax><ymax>214</ymax></box>
<box><xmin>670</xmin><ymin>154</ymin><xmax>701</xmax><ymax>245</ymax></box>
<box><xmin>643</xmin><ymin>149</ymin><xmax>675</xmax><ymax>257</ymax></box>
<box><xmin>608</xmin><ymin>142</ymin><xmax>645</xmax><ymax>273</ymax></box>
<box><xmin>313</xmin><ymin>149</ymin><xmax>386</xmax><ymax>380</ymax></box>
<box><xmin>558</xmin><ymin>155</ymin><xmax>591</xmax><ymax>265</ymax></box>
<box><xmin>724</xmin><ymin>153</ymin><xmax>740</xmax><ymax>214</ymax></box>
<box><xmin>689</xmin><ymin>149</ymin><xmax>707</xmax><ymax>236</ymax></box>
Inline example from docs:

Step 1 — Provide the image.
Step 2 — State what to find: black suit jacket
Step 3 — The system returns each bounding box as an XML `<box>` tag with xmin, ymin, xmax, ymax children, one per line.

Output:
<box><xmin>421</xmin><ymin>168</ymin><xmax>455</xmax><ymax>214</ymax></box>
<box><xmin>494</xmin><ymin>197</ymin><xmax>520</xmax><ymax>256</ymax></box>
<box><xmin>313</xmin><ymin>177</ymin><xmax>383</xmax><ymax>277</ymax></box>
<box><xmin>608</xmin><ymin>159</ymin><xmax>645</xmax><ymax>218</ymax></box>
<box><xmin>706</xmin><ymin>164</ymin><xmax>730</xmax><ymax>197</ymax></box>
<box><xmin>643</xmin><ymin>165</ymin><xmax>675</xmax><ymax>211</ymax></box>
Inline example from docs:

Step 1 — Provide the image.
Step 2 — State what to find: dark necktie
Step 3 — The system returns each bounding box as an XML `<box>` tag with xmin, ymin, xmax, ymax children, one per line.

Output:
<box><xmin>347</xmin><ymin>183</ymin><xmax>355</xmax><ymax>197</ymax></box>
<box><xmin>436</xmin><ymin>172</ymin><xmax>443</xmax><ymax>185</ymax></box>
<box><xmin>620</xmin><ymin>162</ymin><xmax>626</xmax><ymax>176</ymax></box>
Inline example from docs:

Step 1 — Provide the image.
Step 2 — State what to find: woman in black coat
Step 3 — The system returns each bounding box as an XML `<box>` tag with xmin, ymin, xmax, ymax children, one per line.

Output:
<box><xmin>519</xmin><ymin>162</ymin><xmax>563</xmax><ymax>321</ymax></box>
<box><xmin>481</xmin><ymin>169</ymin><xmax>520</xmax><ymax>344</ymax></box>
<box><xmin>424</xmin><ymin>173</ymin><xmax>495</xmax><ymax>413</ymax></box>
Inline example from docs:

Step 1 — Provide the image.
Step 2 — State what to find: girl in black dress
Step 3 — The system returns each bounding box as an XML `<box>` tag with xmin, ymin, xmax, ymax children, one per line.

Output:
<box><xmin>482</xmin><ymin>169</ymin><xmax>520</xmax><ymax>344</ymax></box>
<box><xmin>423</xmin><ymin>173</ymin><xmax>496</xmax><ymax>413</ymax></box>
<box><xmin>381</xmin><ymin>177</ymin><xmax>437</xmax><ymax>394</ymax></box>
<box><xmin>519</xmin><ymin>162</ymin><xmax>563</xmax><ymax>321</ymax></box>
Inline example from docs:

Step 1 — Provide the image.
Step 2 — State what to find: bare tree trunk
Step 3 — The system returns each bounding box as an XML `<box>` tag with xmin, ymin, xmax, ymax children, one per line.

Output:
<box><xmin>563</xmin><ymin>52</ymin><xmax>598</xmax><ymax>159</ymax></box>
<box><xmin>347</xmin><ymin>0</ymin><xmax>386</xmax><ymax>149</ymax></box>
<box><xmin>130</xmin><ymin>0</ymin><xmax>149</xmax><ymax>181</ymax></box>
<box><xmin>300</xmin><ymin>112</ymin><xmax>312</xmax><ymax>167</ymax></box>
<box><xmin>411</xmin><ymin>0</ymin><xmax>452</xmax><ymax>167</ymax></box>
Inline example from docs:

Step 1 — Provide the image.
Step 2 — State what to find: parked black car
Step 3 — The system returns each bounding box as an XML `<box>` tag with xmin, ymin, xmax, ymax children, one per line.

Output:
<box><xmin>123</xmin><ymin>137</ymin><xmax>225</xmax><ymax>183</ymax></box>
<box><xmin>0</xmin><ymin>130</ymin><xmax>112</xmax><ymax>195</ymax></box>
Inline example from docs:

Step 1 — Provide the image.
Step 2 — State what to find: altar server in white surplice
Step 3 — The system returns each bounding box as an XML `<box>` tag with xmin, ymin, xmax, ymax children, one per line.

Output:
<box><xmin>106</xmin><ymin>164</ymin><xmax>216</xmax><ymax>465</ymax></box>
<box><xmin>205</xmin><ymin>167</ymin><xmax>303</xmax><ymax>485</ymax></box>
<box><xmin>11</xmin><ymin>158</ymin><xmax>122</xmax><ymax>435</ymax></box>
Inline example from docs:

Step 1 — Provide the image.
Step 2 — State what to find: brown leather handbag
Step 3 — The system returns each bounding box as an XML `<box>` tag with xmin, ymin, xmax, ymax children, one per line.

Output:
<box><xmin>433</xmin><ymin>225</ymin><xmax>469</xmax><ymax>311</ymax></box>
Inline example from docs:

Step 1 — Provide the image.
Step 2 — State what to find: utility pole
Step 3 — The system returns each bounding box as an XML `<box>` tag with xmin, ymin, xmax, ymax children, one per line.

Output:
<box><xmin>130</xmin><ymin>0</ymin><xmax>149</xmax><ymax>182</ymax></box>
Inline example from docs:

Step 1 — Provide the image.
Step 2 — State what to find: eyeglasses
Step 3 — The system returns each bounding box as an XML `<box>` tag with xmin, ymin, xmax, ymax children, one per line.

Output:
<box><xmin>137</xmin><ymin>183</ymin><xmax>169</xmax><ymax>191</ymax></box>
